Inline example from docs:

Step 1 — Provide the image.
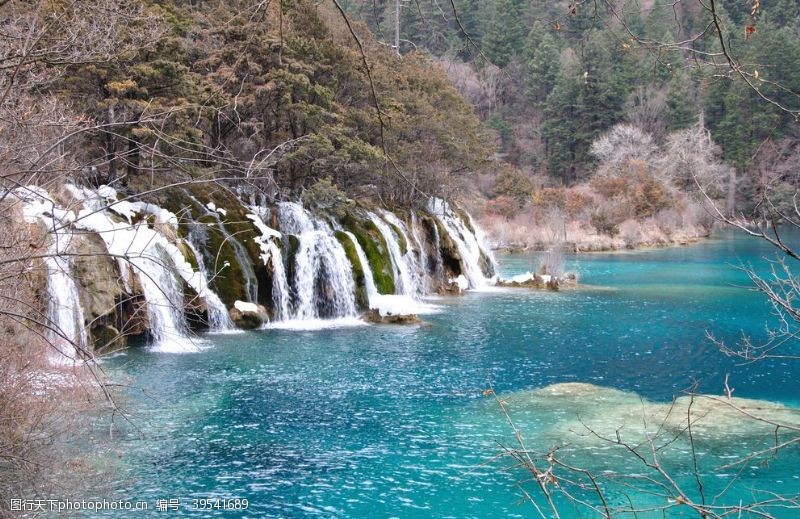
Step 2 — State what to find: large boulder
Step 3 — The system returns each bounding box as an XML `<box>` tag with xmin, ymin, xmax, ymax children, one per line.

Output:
<box><xmin>229</xmin><ymin>300</ymin><xmax>269</xmax><ymax>329</ymax></box>
<box><xmin>71</xmin><ymin>232</ymin><xmax>134</xmax><ymax>351</ymax></box>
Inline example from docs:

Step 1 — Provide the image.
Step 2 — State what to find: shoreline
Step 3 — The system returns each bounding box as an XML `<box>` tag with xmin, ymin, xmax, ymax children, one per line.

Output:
<box><xmin>491</xmin><ymin>233</ymin><xmax>711</xmax><ymax>255</ymax></box>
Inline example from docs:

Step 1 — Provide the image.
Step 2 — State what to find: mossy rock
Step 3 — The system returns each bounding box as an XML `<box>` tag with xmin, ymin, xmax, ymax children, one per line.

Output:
<box><xmin>362</xmin><ymin>309</ymin><xmax>420</xmax><ymax>325</ymax></box>
<box><xmin>178</xmin><ymin>240</ymin><xmax>199</xmax><ymax>271</ymax></box>
<box><xmin>189</xmin><ymin>184</ymin><xmax>262</xmax><ymax>264</ymax></box>
<box><xmin>283</xmin><ymin>234</ymin><xmax>301</xmax><ymax>296</ymax></box>
<box><xmin>433</xmin><ymin>218</ymin><xmax>463</xmax><ymax>278</ymax></box>
<box><xmin>150</xmin><ymin>187</ymin><xmax>198</xmax><ymax>240</ymax></box>
<box><xmin>416</xmin><ymin>214</ymin><xmax>443</xmax><ymax>279</ymax></box>
<box><xmin>345</xmin><ymin>217</ymin><xmax>395</xmax><ymax>295</ymax></box>
<box><xmin>455</xmin><ymin>207</ymin><xmax>475</xmax><ymax>234</ymax></box>
<box><xmin>229</xmin><ymin>304</ymin><xmax>268</xmax><ymax>329</ymax></box>
<box><xmin>91</xmin><ymin>324</ymin><xmax>127</xmax><ymax>354</ymax></box>
<box><xmin>386</xmin><ymin>221</ymin><xmax>408</xmax><ymax>254</ymax></box>
<box><xmin>183</xmin><ymin>284</ymin><xmax>210</xmax><ymax>331</ymax></box>
<box><xmin>335</xmin><ymin>231</ymin><xmax>368</xmax><ymax>309</ymax></box>
<box><xmin>478</xmin><ymin>250</ymin><xmax>494</xmax><ymax>278</ymax></box>
<box><xmin>195</xmin><ymin>213</ymin><xmax>249</xmax><ymax>307</ymax></box>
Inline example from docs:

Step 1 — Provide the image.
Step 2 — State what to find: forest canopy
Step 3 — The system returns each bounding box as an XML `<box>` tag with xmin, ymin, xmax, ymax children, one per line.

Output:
<box><xmin>1</xmin><ymin>0</ymin><xmax>489</xmax><ymax>207</ymax></box>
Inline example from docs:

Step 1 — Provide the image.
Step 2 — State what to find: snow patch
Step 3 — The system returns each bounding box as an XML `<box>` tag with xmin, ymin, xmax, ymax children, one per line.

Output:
<box><xmin>234</xmin><ymin>300</ymin><xmax>260</xmax><ymax>314</ymax></box>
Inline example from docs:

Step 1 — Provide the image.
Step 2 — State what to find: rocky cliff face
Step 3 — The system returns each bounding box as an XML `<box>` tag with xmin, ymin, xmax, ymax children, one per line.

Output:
<box><xmin>13</xmin><ymin>183</ymin><xmax>497</xmax><ymax>356</ymax></box>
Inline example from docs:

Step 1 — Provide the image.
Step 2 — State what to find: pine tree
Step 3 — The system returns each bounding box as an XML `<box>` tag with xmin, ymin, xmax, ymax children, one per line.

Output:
<box><xmin>543</xmin><ymin>58</ymin><xmax>586</xmax><ymax>181</ymax></box>
<box><xmin>523</xmin><ymin>25</ymin><xmax>561</xmax><ymax>105</ymax></box>
<box><xmin>665</xmin><ymin>70</ymin><xmax>698</xmax><ymax>132</ymax></box>
<box><xmin>482</xmin><ymin>0</ymin><xmax>527</xmax><ymax>68</ymax></box>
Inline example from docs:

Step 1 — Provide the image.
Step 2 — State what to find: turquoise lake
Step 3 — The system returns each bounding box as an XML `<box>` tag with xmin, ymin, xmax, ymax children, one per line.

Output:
<box><xmin>96</xmin><ymin>231</ymin><xmax>800</xmax><ymax>517</ymax></box>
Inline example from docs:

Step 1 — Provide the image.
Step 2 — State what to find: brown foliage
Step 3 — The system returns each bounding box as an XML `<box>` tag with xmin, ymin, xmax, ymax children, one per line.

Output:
<box><xmin>0</xmin><ymin>205</ymin><xmax>101</xmax><ymax>514</ymax></box>
<box><xmin>591</xmin><ymin>162</ymin><xmax>672</xmax><ymax>219</ymax></box>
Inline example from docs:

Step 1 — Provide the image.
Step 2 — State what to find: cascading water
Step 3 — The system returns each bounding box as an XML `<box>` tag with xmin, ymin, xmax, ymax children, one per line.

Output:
<box><xmin>277</xmin><ymin>202</ymin><xmax>357</xmax><ymax>320</ymax></box>
<box><xmin>466</xmin><ymin>212</ymin><xmax>500</xmax><ymax>275</ymax></box>
<box><xmin>67</xmin><ymin>185</ymin><xmax>218</xmax><ymax>352</ymax></box>
<box><xmin>344</xmin><ymin>231</ymin><xmax>378</xmax><ymax>303</ymax></box>
<box><xmin>367</xmin><ymin>212</ymin><xmax>417</xmax><ymax>296</ymax></box>
<box><xmin>184</xmin><ymin>241</ymin><xmax>234</xmax><ymax>331</ymax></box>
<box><xmin>409</xmin><ymin>213</ymin><xmax>434</xmax><ymax>293</ymax></box>
<box><xmin>378</xmin><ymin>210</ymin><xmax>426</xmax><ymax>296</ymax></box>
<box><xmin>344</xmin><ymin>229</ymin><xmax>434</xmax><ymax>318</ymax></box>
<box><xmin>187</xmin><ymin>195</ymin><xmax>258</xmax><ymax>303</ymax></box>
<box><xmin>15</xmin><ymin>187</ymin><xmax>87</xmax><ymax>364</ymax></box>
<box><xmin>246</xmin><ymin>209</ymin><xmax>289</xmax><ymax>321</ymax></box>
<box><xmin>428</xmin><ymin>215</ymin><xmax>445</xmax><ymax>284</ymax></box>
<box><xmin>265</xmin><ymin>241</ymin><xmax>290</xmax><ymax>320</ymax></box>
<box><xmin>429</xmin><ymin>198</ymin><xmax>497</xmax><ymax>289</ymax></box>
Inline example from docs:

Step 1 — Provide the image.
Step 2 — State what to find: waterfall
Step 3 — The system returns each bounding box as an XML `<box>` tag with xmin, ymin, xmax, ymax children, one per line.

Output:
<box><xmin>15</xmin><ymin>187</ymin><xmax>87</xmax><ymax>364</ymax></box>
<box><xmin>428</xmin><ymin>215</ymin><xmax>445</xmax><ymax>284</ymax></box>
<box><xmin>344</xmin><ymin>231</ymin><xmax>378</xmax><ymax>303</ymax></box>
<box><xmin>187</xmin><ymin>195</ymin><xmax>258</xmax><ymax>303</ymax></box>
<box><xmin>467</xmin><ymin>211</ymin><xmax>500</xmax><ymax>275</ymax></box>
<box><xmin>277</xmin><ymin>202</ymin><xmax>357</xmax><ymax>320</ymax></box>
<box><xmin>246</xmin><ymin>209</ymin><xmax>289</xmax><ymax>320</ymax></box>
<box><xmin>344</xmin><ymin>230</ymin><xmax>436</xmax><ymax>318</ymax></box>
<box><xmin>367</xmin><ymin>212</ymin><xmax>417</xmax><ymax>296</ymax></box>
<box><xmin>379</xmin><ymin>210</ymin><xmax>427</xmax><ymax>296</ymax></box>
<box><xmin>184</xmin><ymin>241</ymin><xmax>234</xmax><ymax>331</ymax></box>
<box><xmin>68</xmin><ymin>185</ymin><xmax>214</xmax><ymax>352</ymax></box>
<box><xmin>429</xmin><ymin>198</ymin><xmax>497</xmax><ymax>289</ymax></box>
<box><xmin>265</xmin><ymin>241</ymin><xmax>290</xmax><ymax>320</ymax></box>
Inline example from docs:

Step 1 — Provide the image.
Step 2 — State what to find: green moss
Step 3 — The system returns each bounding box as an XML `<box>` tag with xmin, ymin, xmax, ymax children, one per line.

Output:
<box><xmin>184</xmin><ymin>184</ymin><xmax>262</xmax><ymax>263</ymax></box>
<box><xmin>197</xmin><ymin>214</ymin><xmax>247</xmax><ymax>307</ymax></box>
<box><xmin>387</xmin><ymin>221</ymin><xmax>408</xmax><ymax>254</ymax></box>
<box><xmin>335</xmin><ymin>231</ymin><xmax>368</xmax><ymax>309</ymax></box>
<box><xmin>153</xmin><ymin>187</ymin><xmax>198</xmax><ymax>240</ymax></box>
<box><xmin>178</xmin><ymin>240</ymin><xmax>199</xmax><ymax>271</ymax></box>
<box><xmin>434</xmin><ymin>217</ymin><xmax>462</xmax><ymax>277</ymax></box>
<box><xmin>351</xmin><ymin>219</ymin><xmax>395</xmax><ymax>294</ymax></box>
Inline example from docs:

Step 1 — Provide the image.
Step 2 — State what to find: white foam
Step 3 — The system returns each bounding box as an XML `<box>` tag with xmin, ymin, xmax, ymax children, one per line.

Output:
<box><xmin>370</xmin><ymin>294</ymin><xmax>442</xmax><ymax>317</ymax></box>
<box><xmin>262</xmin><ymin>317</ymin><xmax>367</xmax><ymax>331</ymax></box>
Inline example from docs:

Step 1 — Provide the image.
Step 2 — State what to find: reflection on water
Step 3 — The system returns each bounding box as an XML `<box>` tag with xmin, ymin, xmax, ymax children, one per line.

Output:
<box><xmin>96</xmin><ymin>231</ymin><xmax>800</xmax><ymax>517</ymax></box>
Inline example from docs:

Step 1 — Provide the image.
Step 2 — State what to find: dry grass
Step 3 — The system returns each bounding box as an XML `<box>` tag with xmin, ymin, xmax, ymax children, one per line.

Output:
<box><xmin>476</xmin><ymin>197</ymin><xmax>713</xmax><ymax>252</ymax></box>
<box><xmin>0</xmin><ymin>202</ymin><xmax>105</xmax><ymax>517</ymax></box>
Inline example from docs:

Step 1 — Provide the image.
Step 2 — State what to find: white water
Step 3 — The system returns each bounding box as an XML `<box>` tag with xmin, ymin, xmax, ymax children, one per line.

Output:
<box><xmin>266</xmin><ymin>241</ymin><xmax>290</xmax><ymax>321</ymax></box>
<box><xmin>68</xmin><ymin>185</ymin><xmax>212</xmax><ymax>352</ymax></box>
<box><xmin>379</xmin><ymin>210</ymin><xmax>426</xmax><ymax>296</ymax></box>
<box><xmin>345</xmin><ymin>229</ymin><xmax>439</xmax><ymax>317</ymax></box>
<box><xmin>344</xmin><ymin>231</ymin><xmax>378</xmax><ymax>301</ymax></box>
<box><xmin>467</xmin><ymin>211</ymin><xmax>500</xmax><ymax>275</ymax></box>
<box><xmin>15</xmin><ymin>187</ymin><xmax>87</xmax><ymax>364</ymax></box>
<box><xmin>14</xmin><ymin>183</ymin><xmax>496</xmax><ymax>347</ymax></box>
<box><xmin>247</xmin><ymin>210</ymin><xmax>289</xmax><ymax>321</ymax></box>
<box><xmin>187</xmin><ymin>194</ymin><xmax>258</xmax><ymax>302</ymax></box>
<box><xmin>429</xmin><ymin>198</ymin><xmax>497</xmax><ymax>289</ymax></box>
<box><xmin>184</xmin><ymin>241</ymin><xmax>234</xmax><ymax>332</ymax></box>
<box><xmin>278</xmin><ymin>202</ymin><xmax>357</xmax><ymax>320</ymax></box>
<box><xmin>409</xmin><ymin>213</ymin><xmax>434</xmax><ymax>293</ymax></box>
<box><xmin>367</xmin><ymin>212</ymin><xmax>417</xmax><ymax>296</ymax></box>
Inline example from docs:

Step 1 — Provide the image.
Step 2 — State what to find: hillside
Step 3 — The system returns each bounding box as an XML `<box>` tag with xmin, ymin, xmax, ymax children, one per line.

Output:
<box><xmin>344</xmin><ymin>0</ymin><xmax>800</xmax><ymax>250</ymax></box>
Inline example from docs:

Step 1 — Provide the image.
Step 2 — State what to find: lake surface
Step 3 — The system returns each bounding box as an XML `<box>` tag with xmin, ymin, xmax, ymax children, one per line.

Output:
<box><xmin>96</xmin><ymin>231</ymin><xmax>800</xmax><ymax>517</ymax></box>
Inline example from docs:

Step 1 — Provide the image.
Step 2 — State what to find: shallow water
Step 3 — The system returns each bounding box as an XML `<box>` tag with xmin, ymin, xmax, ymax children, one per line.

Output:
<box><xmin>97</xmin><ymin>231</ymin><xmax>800</xmax><ymax>517</ymax></box>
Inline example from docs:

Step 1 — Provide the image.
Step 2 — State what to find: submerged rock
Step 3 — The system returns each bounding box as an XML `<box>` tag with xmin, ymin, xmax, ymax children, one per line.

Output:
<box><xmin>362</xmin><ymin>308</ymin><xmax>420</xmax><ymax>325</ymax></box>
<box><xmin>496</xmin><ymin>272</ymin><xmax>577</xmax><ymax>290</ymax></box>
<box><xmin>497</xmin><ymin>382</ymin><xmax>800</xmax><ymax>446</ymax></box>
